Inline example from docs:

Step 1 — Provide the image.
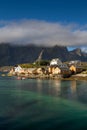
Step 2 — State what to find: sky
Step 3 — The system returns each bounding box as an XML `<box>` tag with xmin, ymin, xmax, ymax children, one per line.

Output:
<box><xmin>0</xmin><ymin>0</ymin><xmax>87</xmax><ymax>52</ymax></box>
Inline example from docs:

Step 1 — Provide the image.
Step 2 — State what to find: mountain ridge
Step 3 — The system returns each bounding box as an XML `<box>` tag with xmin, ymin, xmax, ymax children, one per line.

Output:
<box><xmin>0</xmin><ymin>44</ymin><xmax>86</xmax><ymax>66</ymax></box>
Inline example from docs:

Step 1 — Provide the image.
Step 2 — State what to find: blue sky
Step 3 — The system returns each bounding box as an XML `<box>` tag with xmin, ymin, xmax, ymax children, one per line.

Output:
<box><xmin>0</xmin><ymin>0</ymin><xmax>87</xmax><ymax>51</ymax></box>
<box><xmin>0</xmin><ymin>0</ymin><xmax>87</xmax><ymax>23</ymax></box>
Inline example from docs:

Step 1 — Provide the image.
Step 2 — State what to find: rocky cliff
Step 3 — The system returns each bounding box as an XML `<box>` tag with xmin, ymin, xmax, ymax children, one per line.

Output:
<box><xmin>0</xmin><ymin>44</ymin><xmax>86</xmax><ymax>66</ymax></box>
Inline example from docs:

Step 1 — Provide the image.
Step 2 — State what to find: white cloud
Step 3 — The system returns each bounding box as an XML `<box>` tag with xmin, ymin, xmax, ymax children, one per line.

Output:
<box><xmin>0</xmin><ymin>19</ymin><xmax>87</xmax><ymax>47</ymax></box>
<box><xmin>81</xmin><ymin>46</ymin><xmax>87</xmax><ymax>53</ymax></box>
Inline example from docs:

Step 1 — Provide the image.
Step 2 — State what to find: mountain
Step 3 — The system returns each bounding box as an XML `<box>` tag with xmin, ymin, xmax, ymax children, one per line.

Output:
<box><xmin>69</xmin><ymin>48</ymin><xmax>87</xmax><ymax>61</ymax></box>
<box><xmin>0</xmin><ymin>43</ymin><xmax>86</xmax><ymax>66</ymax></box>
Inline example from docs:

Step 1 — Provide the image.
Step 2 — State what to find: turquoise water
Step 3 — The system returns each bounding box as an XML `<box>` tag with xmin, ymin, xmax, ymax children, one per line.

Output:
<box><xmin>0</xmin><ymin>76</ymin><xmax>87</xmax><ymax>129</ymax></box>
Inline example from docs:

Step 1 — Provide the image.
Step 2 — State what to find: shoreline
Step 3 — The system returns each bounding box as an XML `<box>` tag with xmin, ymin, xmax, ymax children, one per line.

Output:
<box><xmin>6</xmin><ymin>72</ymin><xmax>87</xmax><ymax>81</ymax></box>
<box><xmin>1</xmin><ymin>66</ymin><xmax>87</xmax><ymax>81</ymax></box>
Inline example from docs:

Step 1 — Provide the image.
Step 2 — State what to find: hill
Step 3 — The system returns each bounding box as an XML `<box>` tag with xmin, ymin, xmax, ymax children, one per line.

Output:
<box><xmin>0</xmin><ymin>44</ymin><xmax>86</xmax><ymax>66</ymax></box>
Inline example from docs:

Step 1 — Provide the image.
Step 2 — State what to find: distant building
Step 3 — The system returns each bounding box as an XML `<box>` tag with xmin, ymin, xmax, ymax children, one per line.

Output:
<box><xmin>48</xmin><ymin>66</ymin><xmax>61</xmax><ymax>74</ymax></box>
<box><xmin>49</xmin><ymin>59</ymin><xmax>69</xmax><ymax>75</ymax></box>
<box><xmin>14</xmin><ymin>65</ymin><xmax>24</xmax><ymax>73</ymax></box>
<box><xmin>69</xmin><ymin>60</ymin><xmax>81</xmax><ymax>66</ymax></box>
<box><xmin>69</xmin><ymin>65</ymin><xmax>83</xmax><ymax>74</ymax></box>
<box><xmin>59</xmin><ymin>64</ymin><xmax>68</xmax><ymax>68</ymax></box>
<box><xmin>59</xmin><ymin>64</ymin><xmax>71</xmax><ymax>77</ymax></box>
<box><xmin>50</xmin><ymin>58</ymin><xmax>62</xmax><ymax>66</ymax></box>
<box><xmin>48</xmin><ymin>63</ymin><xmax>71</xmax><ymax>76</ymax></box>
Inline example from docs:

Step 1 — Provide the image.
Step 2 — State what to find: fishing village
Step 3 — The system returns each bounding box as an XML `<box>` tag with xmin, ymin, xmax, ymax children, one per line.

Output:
<box><xmin>6</xmin><ymin>50</ymin><xmax>87</xmax><ymax>80</ymax></box>
<box><xmin>0</xmin><ymin>48</ymin><xmax>86</xmax><ymax>80</ymax></box>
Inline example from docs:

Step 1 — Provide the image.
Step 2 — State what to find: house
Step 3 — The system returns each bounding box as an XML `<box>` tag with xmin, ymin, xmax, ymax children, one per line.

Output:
<box><xmin>69</xmin><ymin>65</ymin><xmax>83</xmax><ymax>74</ymax></box>
<box><xmin>48</xmin><ymin>64</ymin><xmax>71</xmax><ymax>78</ymax></box>
<box><xmin>59</xmin><ymin>64</ymin><xmax>71</xmax><ymax>77</ymax></box>
<box><xmin>48</xmin><ymin>66</ymin><xmax>61</xmax><ymax>75</ymax></box>
<box><xmin>59</xmin><ymin>64</ymin><xmax>68</xmax><ymax>68</ymax></box>
<box><xmin>50</xmin><ymin>58</ymin><xmax>62</xmax><ymax>66</ymax></box>
<box><xmin>48</xmin><ymin>63</ymin><xmax>70</xmax><ymax>76</ymax></box>
<box><xmin>14</xmin><ymin>65</ymin><xmax>24</xmax><ymax>73</ymax></box>
<box><xmin>52</xmin><ymin>67</ymin><xmax>61</xmax><ymax>75</ymax></box>
<box><xmin>69</xmin><ymin>60</ymin><xmax>81</xmax><ymax>66</ymax></box>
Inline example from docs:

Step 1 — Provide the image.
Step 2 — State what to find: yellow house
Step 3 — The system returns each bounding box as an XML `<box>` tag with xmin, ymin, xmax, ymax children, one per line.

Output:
<box><xmin>52</xmin><ymin>67</ymin><xmax>61</xmax><ymax>74</ymax></box>
<box><xmin>48</xmin><ymin>66</ymin><xmax>61</xmax><ymax>74</ymax></box>
<box><xmin>49</xmin><ymin>63</ymin><xmax>71</xmax><ymax>75</ymax></box>
<box><xmin>69</xmin><ymin>65</ymin><xmax>83</xmax><ymax>73</ymax></box>
<box><xmin>69</xmin><ymin>65</ymin><xmax>76</xmax><ymax>73</ymax></box>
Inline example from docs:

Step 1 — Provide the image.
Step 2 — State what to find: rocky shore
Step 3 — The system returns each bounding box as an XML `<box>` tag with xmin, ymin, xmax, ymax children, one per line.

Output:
<box><xmin>7</xmin><ymin>71</ymin><xmax>87</xmax><ymax>81</ymax></box>
<box><xmin>1</xmin><ymin>65</ymin><xmax>87</xmax><ymax>81</ymax></box>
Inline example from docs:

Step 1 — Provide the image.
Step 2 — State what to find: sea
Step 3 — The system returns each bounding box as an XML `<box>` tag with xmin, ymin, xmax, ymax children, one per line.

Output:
<box><xmin>0</xmin><ymin>75</ymin><xmax>87</xmax><ymax>130</ymax></box>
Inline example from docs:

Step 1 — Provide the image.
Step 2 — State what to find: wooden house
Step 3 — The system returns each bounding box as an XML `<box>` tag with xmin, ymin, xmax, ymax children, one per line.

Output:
<box><xmin>50</xmin><ymin>58</ymin><xmax>62</xmax><ymax>66</ymax></box>
<box><xmin>48</xmin><ymin>64</ymin><xmax>71</xmax><ymax>77</ymax></box>
<box><xmin>69</xmin><ymin>65</ymin><xmax>83</xmax><ymax>74</ymax></box>
<box><xmin>59</xmin><ymin>64</ymin><xmax>71</xmax><ymax>77</ymax></box>
<box><xmin>69</xmin><ymin>60</ymin><xmax>81</xmax><ymax>66</ymax></box>
<box><xmin>48</xmin><ymin>66</ymin><xmax>61</xmax><ymax>74</ymax></box>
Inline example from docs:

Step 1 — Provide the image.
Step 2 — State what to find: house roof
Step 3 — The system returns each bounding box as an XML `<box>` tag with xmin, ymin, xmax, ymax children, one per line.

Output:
<box><xmin>50</xmin><ymin>58</ymin><xmax>62</xmax><ymax>65</ymax></box>
<box><xmin>69</xmin><ymin>64</ymin><xmax>82</xmax><ymax>68</ymax></box>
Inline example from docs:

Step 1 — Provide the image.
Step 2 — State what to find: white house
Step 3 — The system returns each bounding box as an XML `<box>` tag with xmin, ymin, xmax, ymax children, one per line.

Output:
<box><xmin>69</xmin><ymin>60</ymin><xmax>81</xmax><ymax>66</ymax></box>
<box><xmin>50</xmin><ymin>58</ymin><xmax>62</xmax><ymax>66</ymax></box>
<box><xmin>14</xmin><ymin>65</ymin><xmax>23</xmax><ymax>73</ymax></box>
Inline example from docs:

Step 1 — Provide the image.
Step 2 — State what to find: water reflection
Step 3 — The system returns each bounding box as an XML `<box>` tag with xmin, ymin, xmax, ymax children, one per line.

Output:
<box><xmin>70</xmin><ymin>80</ymin><xmax>77</xmax><ymax>99</ymax></box>
<box><xmin>52</xmin><ymin>80</ymin><xmax>61</xmax><ymax>96</ymax></box>
<box><xmin>36</xmin><ymin>79</ymin><xmax>77</xmax><ymax>99</ymax></box>
<box><xmin>36</xmin><ymin>79</ymin><xmax>79</xmax><ymax>101</ymax></box>
<box><xmin>1</xmin><ymin>78</ymin><xmax>87</xmax><ymax>130</ymax></box>
<box><xmin>37</xmin><ymin>79</ymin><xmax>42</xmax><ymax>93</ymax></box>
<box><xmin>71</xmin><ymin>80</ymin><xmax>76</xmax><ymax>93</ymax></box>
<box><xmin>13</xmin><ymin>79</ymin><xmax>87</xmax><ymax>105</ymax></box>
<box><xmin>76</xmin><ymin>81</ymin><xmax>87</xmax><ymax>104</ymax></box>
<box><xmin>36</xmin><ymin>79</ymin><xmax>61</xmax><ymax>97</ymax></box>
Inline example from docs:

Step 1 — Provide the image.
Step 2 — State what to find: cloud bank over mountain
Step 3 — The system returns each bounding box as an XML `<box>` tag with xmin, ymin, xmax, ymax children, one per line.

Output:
<box><xmin>0</xmin><ymin>19</ymin><xmax>87</xmax><ymax>47</ymax></box>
